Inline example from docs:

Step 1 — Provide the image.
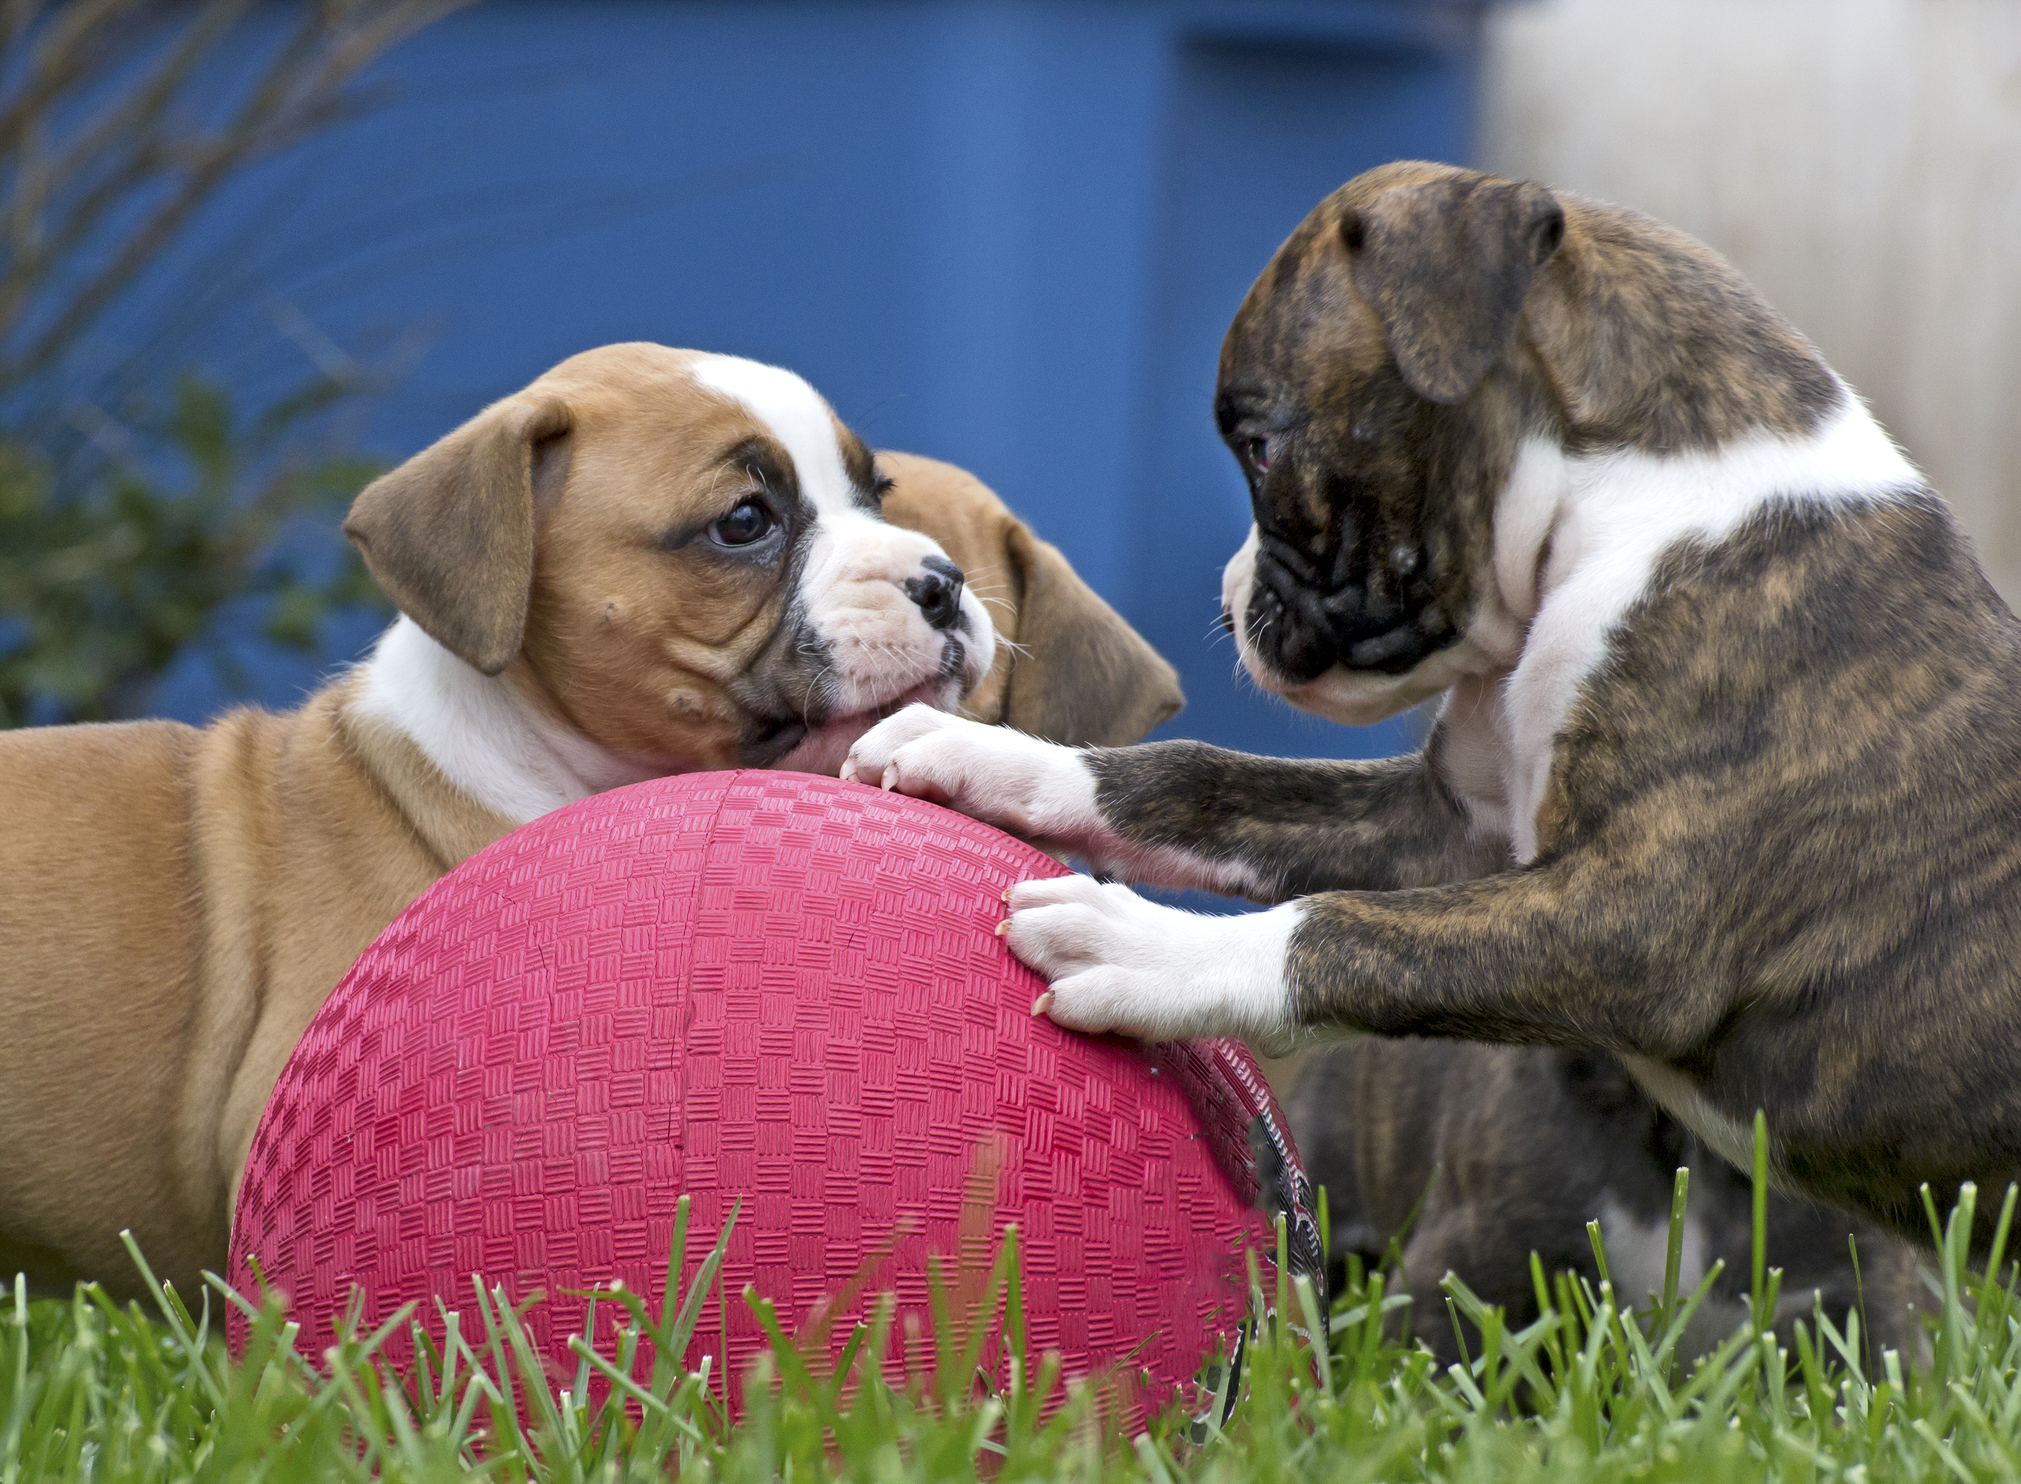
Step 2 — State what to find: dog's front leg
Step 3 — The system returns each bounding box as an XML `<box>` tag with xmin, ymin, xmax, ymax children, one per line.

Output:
<box><xmin>843</xmin><ymin>704</ymin><xmax>1505</xmax><ymax>900</ymax></box>
<box><xmin>1007</xmin><ymin>863</ymin><xmax>1703</xmax><ymax>1061</ymax></box>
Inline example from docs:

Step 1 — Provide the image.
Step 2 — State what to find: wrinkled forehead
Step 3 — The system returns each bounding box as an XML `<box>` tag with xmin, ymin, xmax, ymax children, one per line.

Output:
<box><xmin>1221</xmin><ymin>164</ymin><xmax>1478</xmax><ymax>407</ymax></box>
<box><xmin>1222</xmin><ymin>232</ymin><xmax>1376</xmax><ymax>405</ymax></box>
<box><xmin>688</xmin><ymin>354</ymin><xmax>877</xmax><ymax>504</ymax></box>
<box><xmin>1218</xmin><ymin>256</ymin><xmax>1386</xmax><ymax>432</ymax></box>
<box><xmin>524</xmin><ymin>348</ymin><xmax>883</xmax><ymax>521</ymax></box>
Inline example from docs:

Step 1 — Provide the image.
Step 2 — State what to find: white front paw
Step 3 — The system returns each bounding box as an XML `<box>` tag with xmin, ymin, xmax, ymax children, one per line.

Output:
<box><xmin>839</xmin><ymin>703</ymin><xmax>972</xmax><ymax>796</ymax></box>
<box><xmin>841</xmin><ymin>703</ymin><xmax>1099</xmax><ymax>842</ymax></box>
<box><xmin>1005</xmin><ymin>875</ymin><xmax>1300</xmax><ymax>1051</ymax></box>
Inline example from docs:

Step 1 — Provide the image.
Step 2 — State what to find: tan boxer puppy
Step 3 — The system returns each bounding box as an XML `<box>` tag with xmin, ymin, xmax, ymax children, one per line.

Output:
<box><xmin>849</xmin><ymin>162</ymin><xmax>2021</xmax><ymax>1248</ymax></box>
<box><xmin>0</xmin><ymin>342</ymin><xmax>1180</xmax><ymax>1299</ymax></box>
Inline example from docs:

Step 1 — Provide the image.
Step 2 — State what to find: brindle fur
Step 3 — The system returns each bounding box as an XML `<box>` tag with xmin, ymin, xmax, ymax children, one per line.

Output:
<box><xmin>1086</xmin><ymin>738</ymin><xmax>1507</xmax><ymax>897</ymax></box>
<box><xmin>1081</xmin><ymin>162</ymin><xmax>2021</xmax><ymax>1246</ymax></box>
<box><xmin>1218</xmin><ymin>163</ymin><xmax>1845</xmax><ymax>689</ymax></box>
<box><xmin>1286</xmin><ymin>1038</ymin><xmax>1925</xmax><ymax>1365</ymax></box>
<box><xmin>1238</xmin><ymin>497</ymin><xmax>2021</xmax><ymax>1244</ymax></box>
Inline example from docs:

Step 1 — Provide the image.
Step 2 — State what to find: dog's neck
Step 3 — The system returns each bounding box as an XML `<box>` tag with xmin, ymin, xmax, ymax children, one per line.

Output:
<box><xmin>1470</xmin><ymin>388</ymin><xmax>1925</xmax><ymax>864</ymax></box>
<box><xmin>1524</xmin><ymin>199</ymin><xmax>1847</xmax><ymax>455</ymax></box>
<box><xmin>1492</xmin><ymin>387</ymin><xmax>1925</xmax><ymax>630</ymax></box>
<box><xmin>349</xmin><ymin>617</ymin><xmax>664</xmax><ymax>827</ymax></box>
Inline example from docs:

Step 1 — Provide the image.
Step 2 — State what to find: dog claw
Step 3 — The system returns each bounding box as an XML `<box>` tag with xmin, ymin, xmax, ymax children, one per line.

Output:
<box><xmin>995</xmin><ymin>917</ymin><xmax>1008</xmax><ymax>937</ymax></box>
<box><xmin>880</xmin><ymin>765</ymin><xmax>898</xmax><ymax>791</ymax></box>
<box><xmin>1031</xmin><ymin>992</ymin><xmax>1053</xmax><ymax>1018</ymax></box>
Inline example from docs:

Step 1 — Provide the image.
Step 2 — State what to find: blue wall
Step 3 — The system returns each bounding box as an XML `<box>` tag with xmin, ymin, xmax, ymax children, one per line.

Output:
<box><xmin>137</xmin><ymin>0</ymin><xmax>1482</xmax><ymax>760</ymax></box>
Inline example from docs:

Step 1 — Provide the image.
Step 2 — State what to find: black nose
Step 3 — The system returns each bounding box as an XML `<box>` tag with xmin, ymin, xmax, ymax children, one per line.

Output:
<box><xmin>904</xmin><ymin>555</ymin><xmax>965</xmax><ymax>632</ymax></box>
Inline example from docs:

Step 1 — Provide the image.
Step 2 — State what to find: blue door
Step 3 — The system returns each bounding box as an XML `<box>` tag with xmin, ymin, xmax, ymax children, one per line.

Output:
<box><xmin>138</xmin><ymin>0</ymin><xmax>1482</xmax><ymax>762</ymax></box>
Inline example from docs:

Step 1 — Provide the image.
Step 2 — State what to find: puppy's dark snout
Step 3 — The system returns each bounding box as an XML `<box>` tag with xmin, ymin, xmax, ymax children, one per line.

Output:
<box><xmin>904</xmin><ymin>555</ymin><xmax>965</xmax><ymax>631</ymax></box>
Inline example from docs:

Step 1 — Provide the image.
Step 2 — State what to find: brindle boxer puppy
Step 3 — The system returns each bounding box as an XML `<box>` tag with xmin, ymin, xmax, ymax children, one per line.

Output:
<box><xmin>845</xmin><ymin>160</ymin><xmax>2021</xmax><ymax>1247</ymax></box>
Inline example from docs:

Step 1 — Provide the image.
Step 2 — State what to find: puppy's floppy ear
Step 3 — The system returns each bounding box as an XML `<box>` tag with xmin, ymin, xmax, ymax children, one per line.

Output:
<box><xmin>875</xmin><ymin>451</ymin><xmax>1183</xmax><ymax>746</ymax></box>
<box><xmin>998</xmin><ymin>523</ymin><xmax>1183</xmax><ymax>745</ymax></box>
<box><xmin>1345</xmin><ymin>176</ymin><xmax>1564</xmax><ymax>406</ymax></box>
<box><xmin>343</xmin><ymin>395</ymin><xmax>571</xmax><ymax>675</ymax></box>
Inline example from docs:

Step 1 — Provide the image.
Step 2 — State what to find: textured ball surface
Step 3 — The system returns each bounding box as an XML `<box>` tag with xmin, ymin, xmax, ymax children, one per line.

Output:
<box><xmin>228</xmin><ymin>770</ymin><xmax>1312</xmax><ymax>1402</ymax></box>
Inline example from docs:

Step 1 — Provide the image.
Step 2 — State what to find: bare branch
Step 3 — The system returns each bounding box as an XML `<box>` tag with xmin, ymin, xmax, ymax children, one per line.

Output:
<box><xmin>0</xmin><ymin>0</ymin><xmax>469</xmax><ymax>386</ymax></box>
<box><xmin>0</xmin><ymin>2</ymin><xmax>50</xmax><ymax>59</ymax></box>
<box><xmin>0</xmin><ymin>1</ymin><xmax>249</xmax><ymax>335</ymax></box>
<box><xmin>43</xmin><ymin>0</ymin><xmax>250</xmax><ymax>194</ymax></box>
<box><xmin>0</xmin><ymin>0</ymin><xmax>151</xmax><ymax>164</ymax></box>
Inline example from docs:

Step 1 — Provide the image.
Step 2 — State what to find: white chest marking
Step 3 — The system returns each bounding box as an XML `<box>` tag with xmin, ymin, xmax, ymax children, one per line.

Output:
<box><xmin>1618</xmin><ymin>1053</ymin><xmax>1791</xmax><ymax>1188</ymax></box>
<box><xmin>353</xmin><ymin>617</ymin><xmax>659</xmax><ymax>825</ymax></box>
<box><xmin>1492</xmin><ymin>396</ymin><xmax>1921</xmax><ymax>863</ymax></box>
<box><xmin>1597</xmin><ymin>1191</ymin><xmax>1710</xmax><ymax>1305</ymax></box>
<box><xmin>1434</xmin><ymin>673</ymin><xmax>1516</xmax><ymax>848</ymax></box>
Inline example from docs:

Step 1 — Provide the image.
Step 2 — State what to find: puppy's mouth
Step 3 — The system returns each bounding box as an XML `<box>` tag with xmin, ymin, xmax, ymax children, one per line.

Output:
<box><xmin>1245</xmin><ymin>528</ymin><xmax>1456</xmax><ymax>683</ymax></box>
<box><xmin>741</xmin><ymin>638</ymin><xmax>972</xmax><ymax>772</ymax></box>
<box><xmin>742</xmin><ymin>677</ymin><xmax>946</xmax><ymax>764</ymax></box>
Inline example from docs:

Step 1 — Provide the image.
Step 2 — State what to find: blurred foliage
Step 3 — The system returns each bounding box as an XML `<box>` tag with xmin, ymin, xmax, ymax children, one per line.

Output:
<box><xmin>0</xmin><ymin>378</ymin><xmax>387</xmax><ymax>725</ymax></box>
<box><xmin>0</xmin><ymin>0</ymin><xmax>464</xmax><ymax>727</ymax></box>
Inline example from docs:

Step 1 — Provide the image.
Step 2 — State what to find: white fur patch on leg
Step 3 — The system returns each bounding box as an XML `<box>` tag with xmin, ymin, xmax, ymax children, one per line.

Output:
<box><xmin>1006</xmin><ymin>874</ymin><xmax>1301</xmax><ymax>1051</ymax></box>
<box><xmin>844</xmin><ymin>704</ymin><xmax>1272</xmax><ymax>896</ymax></box>
<box><xmin>842</xmin><ymin>703</ymin><xmax>1104</xmax><ymax>842</ymax></box>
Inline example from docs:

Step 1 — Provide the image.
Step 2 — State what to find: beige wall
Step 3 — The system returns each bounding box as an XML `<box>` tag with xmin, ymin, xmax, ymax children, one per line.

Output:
<box><xmin>1480</xmin><ymin>0</ymin><xmax>2021</xmax><ymax>599</ymax></box>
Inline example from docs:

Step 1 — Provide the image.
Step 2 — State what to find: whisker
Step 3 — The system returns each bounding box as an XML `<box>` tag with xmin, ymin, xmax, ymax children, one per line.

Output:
<box><xmin>800</xmin><ymin>654</ymin><xmax>839</xmax><ymax>712</ymax></box>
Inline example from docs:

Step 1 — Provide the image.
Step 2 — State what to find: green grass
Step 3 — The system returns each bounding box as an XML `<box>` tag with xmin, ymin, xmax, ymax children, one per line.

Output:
<box><xmin>7</xmin><ymin>1124</ymin><xmax>2021</xmax><ymax>1482</ymax></box>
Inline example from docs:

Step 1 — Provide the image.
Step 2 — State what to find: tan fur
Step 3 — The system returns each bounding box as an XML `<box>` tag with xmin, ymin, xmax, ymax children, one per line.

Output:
<box><xmin>877</xmin><ymin>451</ymin><xmax>1182</xmax><ymax>744</ymax></box>
<box><xmin>0</xmin><ymin>353</ymin><xmax>1179</xmax><ymax>1300</ymax></box>
<box><xmin>352</xmin><ymin>344</ymin><xmax>845</xmax><ymax>773</ymax></box>
<box><xmin>0</xmin><ymin>691</ymin><xmax>460</xmax><ymax>1294</ymax></box>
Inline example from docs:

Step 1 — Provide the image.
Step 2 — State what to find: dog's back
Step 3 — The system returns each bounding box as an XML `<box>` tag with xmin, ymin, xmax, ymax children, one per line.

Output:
<box><xmin>0</xmin><ymin>720</ymin><xmax>211</xmax><ymax>1288</ymax></box>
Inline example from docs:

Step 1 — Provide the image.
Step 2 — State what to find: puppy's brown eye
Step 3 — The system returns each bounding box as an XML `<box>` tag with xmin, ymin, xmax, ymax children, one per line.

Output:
<box><xmin>1244</xmin><ymin>437</ymin><xmax>1270</xmax><ymax>473</ymax></box>
<box><xmin>711</xmin><ymin>499</ymin><xmax>773</xmax><ymax>547</ymax></box>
